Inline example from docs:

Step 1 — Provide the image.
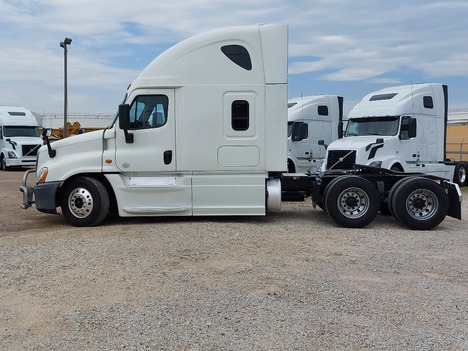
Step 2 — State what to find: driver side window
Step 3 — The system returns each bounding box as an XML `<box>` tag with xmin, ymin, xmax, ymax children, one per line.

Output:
<box><xmin>129</xmin><ymin>95</ymin><xmax>168</xmax><ymax>130</ymax></box>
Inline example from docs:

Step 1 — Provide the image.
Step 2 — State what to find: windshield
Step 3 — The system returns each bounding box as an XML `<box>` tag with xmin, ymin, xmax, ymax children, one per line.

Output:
<box><xmin>345</xmin><ymin>116</ymin><xmax>400</xmax><ymax>137</ymax></box>
<box><xmin>287</xmin><ymin>121</ymin><xmax>293</xmax><ymax>137</ymax></box>
<box><xmin>3</xmin><ymin>126</ymin><xmax>40</xmax><ymax>138</ymax></box>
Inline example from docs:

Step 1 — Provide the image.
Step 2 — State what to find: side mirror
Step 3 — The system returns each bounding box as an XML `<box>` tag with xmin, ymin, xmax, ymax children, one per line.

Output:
<box><xmin>318</xmin><ymin>139</ymin><xmax>328</xmax><ymax>150</ymax></box>
<box><xmin>42</xmin><ymin>128</ymin><xmax>52</xmax><ymax>138</ymax></box>
<box><xmin>118</xmin><ymin>104</ymin><xmax>133</xmax><ymax>143</ymax></box>
<box><xmin>119</xmin><ymin>104</ymin><xmax>131</xmax><ymax>130</ymax></box>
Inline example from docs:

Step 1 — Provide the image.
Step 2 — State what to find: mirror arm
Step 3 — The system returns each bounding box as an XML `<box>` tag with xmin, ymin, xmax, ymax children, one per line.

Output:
<box><xmin>42</xmin><ymin>128</ymin><xmax>56</xmax><ymax>158</ymax></box>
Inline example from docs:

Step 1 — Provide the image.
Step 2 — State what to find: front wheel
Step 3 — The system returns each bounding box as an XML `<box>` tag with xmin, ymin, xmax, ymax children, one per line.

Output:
<box><xmin>324</xmin><ymin>175</ymin><xmax>380</xmax><ymax>228</ymax></box>
<box><xmin>1</xmin><ymin>155</ymin><xmax>9</xmax><ymax>171</ymax></box>
<box><xmin>391</xmin><ymin>177</ymin><xmax>448</xmax><ymax>230</ymax></box>
<box><xmin>61</xmin><ymin>176</ymin><xmax>110</xmax><ymax>227</ymax></box>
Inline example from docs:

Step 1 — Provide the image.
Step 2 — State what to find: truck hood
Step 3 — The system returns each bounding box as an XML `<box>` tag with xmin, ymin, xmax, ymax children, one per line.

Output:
<box><xmin>47</xmin><ymin>129</ymin><xmax>105</xmax><ymax>149</ymax></box>
<box><xmin>37</xmin><ymin>129</ymin><xmax>108</xmax><ymax>181</ymax></box>
<box><xmin>327</xmin><ymin>136</ymin><xmax>391</xmax><ymax>151</ymax></box>
<box><xmin>6</xmin><ymin>136</ymin><xmax>42</xmax><ymax>145</ymax></box>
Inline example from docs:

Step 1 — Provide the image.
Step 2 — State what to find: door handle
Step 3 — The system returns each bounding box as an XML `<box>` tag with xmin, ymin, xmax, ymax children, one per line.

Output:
<box><xmin>163</xmin><ymin>150</ymin><xmax>172</xmax><ymax>165</ymax></box>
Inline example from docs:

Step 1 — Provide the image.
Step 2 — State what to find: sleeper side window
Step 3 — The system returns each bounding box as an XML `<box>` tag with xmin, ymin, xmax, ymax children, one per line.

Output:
<box><xmin>318</xmin><ymin>105</ymin><xmax>329</xmax><ymax>116</ymax></box>
<box><xmin>221</xmin><ymin>45</ymin><xmax>252</xmax><ymax>70</ymax></box>
<box><xmin>129</xmin><ymin>95</ymin><xmax>168</xmax><ymax>130</ymax></box>
<box><xmin>423</xmin><ymin>96</ymin><xmax>434</xmax><ymax>109</ymax></box>
<box><xmin>231</xmin><ymin>100</ymin><xmax>249</xmax><ymax>131</ymax></box>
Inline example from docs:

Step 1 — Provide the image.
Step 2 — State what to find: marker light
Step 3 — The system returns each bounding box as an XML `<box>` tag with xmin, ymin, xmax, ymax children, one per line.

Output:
<box><xmin>36</xmin><ymin>167</ymin><xmax>49</xmax><ymax>183</ymax></box>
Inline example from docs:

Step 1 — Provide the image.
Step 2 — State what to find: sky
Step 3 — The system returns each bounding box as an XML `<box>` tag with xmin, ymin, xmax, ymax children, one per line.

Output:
<box><xmin>1</xmin><ymin>0</ymin><xmax>468</xmax><ymax>116</ymax></box>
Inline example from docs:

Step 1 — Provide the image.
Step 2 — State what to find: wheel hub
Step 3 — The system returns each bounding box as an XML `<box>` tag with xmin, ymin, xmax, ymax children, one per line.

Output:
<box><xmin>407</xmin><ymin>190</ymin><xmax>436</xmax><ymax>219</ymax></box>
<box><xmin>412</xmin><ymin>197</ymin><xmax>427</xmax><ymax>210</ymax></box>
<box><xmin>338</xmin><ymin>187</ymin><xmax>369</xmax><ymax>218</ymax></box>
<box><xmin>345</xmin><ymin>196</ymin><xmax>359</xmax><ymax>208</ymax></box>
<box><xmin>68</xmin><ymin>187</ymin><xmax>93</xmax><ymax>218</ymax></box>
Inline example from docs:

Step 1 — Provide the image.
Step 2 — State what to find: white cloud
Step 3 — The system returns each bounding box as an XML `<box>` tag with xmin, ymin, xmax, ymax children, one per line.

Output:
<box><xmin>1</xmin><ymin>0</ymin><xmax>468</xmax><ymax>112</ymax></box>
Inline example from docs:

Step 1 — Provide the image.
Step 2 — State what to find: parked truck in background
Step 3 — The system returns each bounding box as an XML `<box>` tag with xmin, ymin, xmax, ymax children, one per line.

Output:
<box><xmin>321</xmin><ymin>83</ymin><xmax>467</xmax><ymax>185</ymax></box>
<box><xmin>287</xmin><ymin>95</ymin><xmax>343</xmax><ymax>174</ymax></box>
<box><xmin>446</xmin><ymin>114</ymin><xmax>468</xmax><ymax>186</ymax></box>
<box><xmin>0</xmin><ymin>106</ymin><xmax>42</xmax><ymax>171</ymax></box>
<box><xmin>19</xmin><ymin>25</ymin><xmax>462</xmax><ymax>230</ymax></box>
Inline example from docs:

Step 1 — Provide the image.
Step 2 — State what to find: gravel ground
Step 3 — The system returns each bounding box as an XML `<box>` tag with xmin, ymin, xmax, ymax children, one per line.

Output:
<box><xmin>1</xmin><ymin>169</ymin><xmax>468</xmax><ymax>350</ymax></box>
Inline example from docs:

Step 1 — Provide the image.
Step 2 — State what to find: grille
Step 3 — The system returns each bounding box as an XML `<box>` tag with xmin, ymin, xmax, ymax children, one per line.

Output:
<box><xmin>326</xmin><ymin>150</ymin><xmax>356</xmax><ymax>170</ymax></box>
<box><xmin>22</xmin><ymin>144</ymin><xmax>41</xmax><ymax>157</ymax></box>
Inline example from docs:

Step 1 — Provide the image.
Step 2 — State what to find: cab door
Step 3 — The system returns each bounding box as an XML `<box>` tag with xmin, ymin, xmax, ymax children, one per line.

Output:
<box><xmin>399</xmin><ymin>115</ymin><xmax>421</xmax><ymax>165</ymax></box>
<box><xmin>113</xmin><ymin>90</ymin><xmax>192</xmax><ymax>216</ymax></box>
<box><xmin>115</xmin><ymin>90</ymin><xmax>175</xmax><ymax>172</ymax></box>
<box><xmin>290</xmin><ymin>121</ymin><xmax>312</xmax><ymax>163</ymax></box>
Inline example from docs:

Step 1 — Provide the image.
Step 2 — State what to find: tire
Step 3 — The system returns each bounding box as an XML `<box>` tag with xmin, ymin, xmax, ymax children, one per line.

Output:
<box><xmin>1</xmin><ymin>155</ymin><xmax>9</xmax><ymax>171</ymax></box>
<box><xmin>386</xmin><ymin>177</ymin><xmax>415</xmax><ymax>218</ymax></box>
<box><xmin>391</xmin><ymin>177</ymin><xmax>448</xmax><ymax>230</ymax></box>
<box><xmin>324</xmin><ymin>175</ymin><xmax>380</xmax><ymax>228</ymax></box>
<box><xmin>320</xmin><ymin>176</ymin><xmax>342</xmax><ymax>212</ymax></box>
<box><xmin>61</xmin><ymin>176</ymin><xmax>110</xmax><ymax>227</ymax></box>
<box><xmin>454</xmin><ymin>162</ymin><xmax>467</xmax><ymax>186</ymax></box>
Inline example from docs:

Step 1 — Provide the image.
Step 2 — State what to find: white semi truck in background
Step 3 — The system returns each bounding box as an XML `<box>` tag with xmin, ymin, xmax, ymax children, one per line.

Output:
<box><xmin>20</xmin><ymin>25</ymin><xmax>462</xmax><ymax>230</ymax></box>
<box><xmin>0</xmin><ymin>106</ymin><xmax>42</xmax><ymax>171</ymax></box>
<box><xmin>287</xmin><ymin>95</ymin><xmax>343</xmax><ymax>174</ymax></box>
<box><xmin>446</xmin><ymin>114</ymin><xmax>468</xmax><ymax>186</ymax></box>
<box><xmin>322</xmin><ymin>83</ymin><xmax>465</xmax><ymax>184</ymax></box>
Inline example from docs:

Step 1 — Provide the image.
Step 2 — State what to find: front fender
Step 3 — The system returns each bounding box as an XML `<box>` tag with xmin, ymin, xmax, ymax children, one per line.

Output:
<box><xmin>34</xmin><ymin>181</ymin><xmax>62</xmax><ymax>213</ymax></box>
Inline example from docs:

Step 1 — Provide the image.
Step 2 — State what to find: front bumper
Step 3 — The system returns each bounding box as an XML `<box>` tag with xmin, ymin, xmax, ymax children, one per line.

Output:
<box><xmin>20</xmin><ymin>169</ymin><xmax>61</xmax><ymax>214</ymax></box>
<box><xmin>7</xmin><ymin>157</ymin><xmax>37</xmax><ymax>167</ymax></box>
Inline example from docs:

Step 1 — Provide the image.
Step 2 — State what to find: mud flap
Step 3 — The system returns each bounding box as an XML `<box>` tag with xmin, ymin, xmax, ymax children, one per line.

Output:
<box><xmin>447</xmin><ymin>183</ymin><xmax>462</xmax><ymax>220</ymax></box>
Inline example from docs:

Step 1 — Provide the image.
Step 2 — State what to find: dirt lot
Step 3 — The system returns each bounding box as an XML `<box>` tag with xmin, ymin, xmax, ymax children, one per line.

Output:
<box><xmin>1</xmin><ymin>169</ymin><xmax>468</xmax><ymax>350</ymax></box>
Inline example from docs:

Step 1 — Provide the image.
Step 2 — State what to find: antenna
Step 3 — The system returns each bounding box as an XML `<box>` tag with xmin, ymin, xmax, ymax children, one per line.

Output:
<box><xmin>411</xmin><ymin>81</ymin><xmax>415</xmax><ymax>117</ymax></box>
<box><xmin>301</xmin><ymin>93</ymin><xmax>304</xmax><ymax>117</ymax></box>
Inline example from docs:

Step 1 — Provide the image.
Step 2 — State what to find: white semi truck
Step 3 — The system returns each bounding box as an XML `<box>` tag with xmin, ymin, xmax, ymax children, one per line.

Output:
<box><xmin>0</xmin><ymin>106</ymin><xmax>42</xmax><ymax>171</ymax></box>
<box><xmin>322</xmin><ymin>84</ymin><xmax>457</xmax><ymax>180</ymax></box>
<box><xmin>287</xmin><ymin>95</ymin><xmax>343</xmax><ymax>174</ymax></box>
<box><xmin>20</xmin><ymin>25</ymin><xmax>462</xmax><ymax>230</ymax></box>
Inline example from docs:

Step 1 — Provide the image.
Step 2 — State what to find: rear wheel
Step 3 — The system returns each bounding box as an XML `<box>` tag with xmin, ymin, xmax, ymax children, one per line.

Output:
<box><xmin>324</xmin><ymin>176</ymin><xmax>380</xmax><ymax>228</ymax></box>
<box><xmin>386</xmin><ymin>177</ymin><xmax>414</xmax><ymax>217</ymax></box>
<box><xmin>391</xmin><ymin>177</ymin><xmax>448</xmax><ymax>230</ymax></box>
<box><xmin>61</xmin><ymin>176</ymin><xmax>110</xmax><ymax>227</ymax></box>
<box><xmin>454</xmin><ymin>162</ymin><xmax>467</xmax><ymax>186</ymax></box>
<box><xmin>320</xmin><ymin>176</ymin><xmax>342</xmax><ymax>212</ymax></box>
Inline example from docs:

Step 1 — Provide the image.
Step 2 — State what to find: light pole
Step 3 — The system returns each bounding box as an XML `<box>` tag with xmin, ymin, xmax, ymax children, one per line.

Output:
<box><xmin>60</xmin><ymin>37</ymin><xmax>72</xmax><ymax>138</ymax></box>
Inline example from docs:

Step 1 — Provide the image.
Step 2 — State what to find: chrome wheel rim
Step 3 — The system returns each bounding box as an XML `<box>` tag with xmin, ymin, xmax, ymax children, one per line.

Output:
<box><xmin>337</xmin><ymin>187</ymin><xmax>370</xmax><ymax>219</ymax></box>
<box><xmin>406</xmin><ymin>189</ymin><xmax>438</xmax><ymax>220</ymax></box>
<box><xmin>68</xmin><ymin>187</ymin><xmax>93</xmax><ymax>218</ymax></box>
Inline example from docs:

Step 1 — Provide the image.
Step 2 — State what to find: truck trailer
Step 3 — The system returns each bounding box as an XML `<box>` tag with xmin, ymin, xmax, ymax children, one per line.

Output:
<box><xmin>20</xmin><ymin>25</ymin><xmax>462</xmax><ymax>230</ymax></box>
<box><xmin>0</xmin><ymin>106</ymin><xmax>42</xmax><ymax>171</ymax></box>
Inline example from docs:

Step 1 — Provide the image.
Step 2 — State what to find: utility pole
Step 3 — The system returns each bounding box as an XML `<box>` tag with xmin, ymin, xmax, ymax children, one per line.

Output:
<box><xmin>60</xmin><ymin>37</ymin><xmax>72</xmax><ymax>138</ymax></box>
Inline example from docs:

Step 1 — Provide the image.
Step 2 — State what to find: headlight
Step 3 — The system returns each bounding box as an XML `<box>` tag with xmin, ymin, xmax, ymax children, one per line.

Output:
<box><xmin>36</xmin><ymin>167</ymin><xmax>49</xmax><ymax>183</ymax></box>
<box><xmin>7</xmin><ymin>151</ymin><xmax>17</xmax><ymax>158</ymax></box>
<box><xmin>369</xmin><ymin>161</ymin><xmax>382</xmax><ymax>168</ymax></box>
